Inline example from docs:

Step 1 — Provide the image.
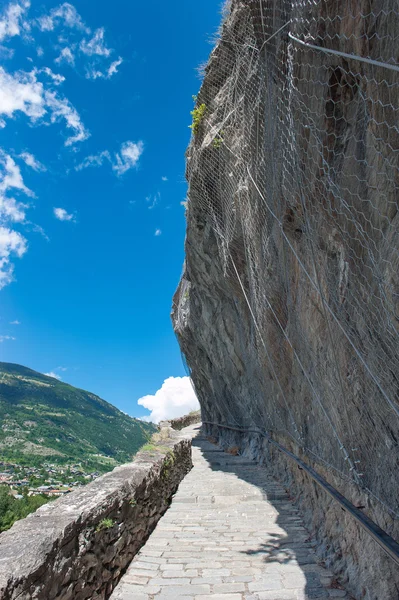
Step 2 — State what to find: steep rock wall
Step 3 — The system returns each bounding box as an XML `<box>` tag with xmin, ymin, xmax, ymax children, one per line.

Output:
<box><xmin>172</xmin><ymin>1</ymin><xmax>399</xmax><ymax>598</ymax></box>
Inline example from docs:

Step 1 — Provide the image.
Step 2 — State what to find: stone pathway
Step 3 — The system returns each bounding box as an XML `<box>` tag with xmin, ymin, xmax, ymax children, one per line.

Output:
<box><xmin>110</xmin><ymin>425</ymin><xmax>349</xmax><ymax>600</ymax></box>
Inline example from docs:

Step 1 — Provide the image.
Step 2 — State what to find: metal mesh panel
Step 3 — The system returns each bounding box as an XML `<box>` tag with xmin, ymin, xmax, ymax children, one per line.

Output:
<box><xmin>181</xmin><ymin>0</ymin><xmax>399</xmax><ymax>521</ymax></box>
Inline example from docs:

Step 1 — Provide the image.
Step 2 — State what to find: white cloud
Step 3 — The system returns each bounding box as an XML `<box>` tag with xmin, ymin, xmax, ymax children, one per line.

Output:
<box><xmin>0</xmin><ymin>196</ymin><xmax>26</xmax><ymax>223</ymax></box>
<box><xmin>0</xmin><ymin>153</ymin><xmax>33</xmax><ymax>197</ymax></box>
<box><xmin>41</xmin><ymin>66</ymin><xmax>65</xmax><ymax>85</ymax></box>
<box><xmin>0</xmin><ymin>1</ymin><xmax>30</xmax><ymax>43</ymax></box>
<box><xmin>76</xmin><ymin>141</ymin><xmax>143</xmax><ymax>175</ymax></box>
<box><xmin>0</xmin><ymin>45</ymin><xmax>15</xmax><ymax>60</ymax></box>
<box><xmin>75</xmin><ymin>150</ymin><xmax>111</xmax><ymax>171</ymax></box>
<box><xmin>147</xmin><ymin>192</ymin><xmax>160</xmax><ymax>210</ymax></box>
<box><xmin>36</xmin><ymin>15</ymin><xmax>54</xmax><ymax>32</ymax></box>
<box><xmin>137</xmin><ymin>376</ymin><xmax>199</xmax><ymax>423</ymax></box>
<box><xmin>53</xmin><ymin>3</ymin><xmax>88</xmax><ymax>31</ymax></box>
<box><xmin>0</xmin><ymin>152</ymin><xmax>33</xmax><ymax>286</ymax></box>
<box><xmin>0</xmin><ymin>335</ymin><xmax>16</xmax><ymax>342</ymax></box>
<box><xmin>0</xmin><ymin>67</ymin><xmax>88</xmax><ymax>146</ymax></box>
<box><xmin>37</xmin><ymin>3</ymin><xmax>89</xmax><ymax>33</ymax></box>
<box><xmin>0</xmin><ymin>226</ymin><xmax>27</xmax><ymax>288</ymax></box>
<box><xmin>107</xmin><ymin>57</ymin><xmax>122</xmax><ymax>77</ymax></box>
<box><xmin>0</xmin><ymin>152</ymin><xmax>35</xmax><ymax>226</ymax></box>
<box><xmin>154</xmin><ymin>229</ymin><xmax>162</xmax><ymax>236</ymax></box>
<box><xmin>161</xmin><ymin>176</ymin><xmax>168</xmax><ymax>182</ymax></box>
<box><xmin>80</xmin><ymin>27</ymin><xmax>111</xmax><ymax>57</ymax></box>
<box><xmin>19</xmin><ymin>151</ymin><xmax>46</xmax><ymax>171</ymax></box>
<box><xmin>0</xmin><ymin>66</ymin><xmax>46</xmax><ymax>121</ymax></box>
<box><xmin>113</xmin><ymin>141</ymin><xmax>143</xmax><ymax>176</ymax></box>
<box><xmin>54</xmin><ymin>46</ymin><xmax>75</xmax><ymax>66</ymax></box>
<box><xmin>44</xmin><ymin>371</ymin><xmax>62</xmax><ymax>380</ymax></box>
<box><xmin>86</xmin><ymin>56</ymin><xmax>123</xmax><ymax>80</ymax></box>
<box><xmin>53</xmin><ymin>207</ymin><xmax>74</xmax><ymax>221</ymax></box>
<box><xmin>36</xmin><ymin>46</ymin><xmax>44</xmax><ymax>57</ymax></box>
<box><xmin>45</xmin><ymin>90</ymin><xmax>89</xmax><ymax>145</ymax></box>
<box><xmin>10</xmin><ymin>320</ymin><xmax>20</xmax><ymax>324</ymax></box>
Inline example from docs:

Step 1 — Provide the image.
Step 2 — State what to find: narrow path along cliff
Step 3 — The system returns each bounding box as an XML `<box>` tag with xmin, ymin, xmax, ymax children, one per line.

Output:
<box><xmin>110</xmin><ymin>424</ymin><xmax>349</xmax><ymax>600</ymax></box>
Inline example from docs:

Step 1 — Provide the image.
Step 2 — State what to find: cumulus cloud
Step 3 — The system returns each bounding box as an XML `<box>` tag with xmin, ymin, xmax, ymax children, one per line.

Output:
<box><xmin>137</xmin><ymin>376</ymin><xmax>199</xmax><ymax>423</ymax></box>
<box><xmin>155</xmin><ymin>228</ymin><xmax>162</xmax><ymax>236</ymax></box>
<box><xmin>161</xmin><ymin>176</ymin><xmax>168</xmax><ymax>182</ymax></box>
<box><xmin>76</xmin><ymin>141</ymin><xmax>143</xmax><ymax>175</ymax></box>
<box><xmin>44</xmin><ymin>371</ymin><xmax>62</xmax><ymax>380</ymax></box>
<box><xmin>0</xmin><ymin>1</ymin><xmax>30</xmax><ymax>43</ymax></box>
<box><xmin>53</xmin><ymin>207</ymin><xmax>74</xmax><ymax>221</ymax></box>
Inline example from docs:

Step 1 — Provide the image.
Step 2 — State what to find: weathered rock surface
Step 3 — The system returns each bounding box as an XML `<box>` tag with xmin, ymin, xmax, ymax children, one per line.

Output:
<box><xmin>172</xmin><ymin>1</ymin><xmax>399</xmax><ymax>598</ymax></box>
<box><xmin>0</xmin><ymin>428</ymin><xmax>192</xmax><ymax>600</ymax></box>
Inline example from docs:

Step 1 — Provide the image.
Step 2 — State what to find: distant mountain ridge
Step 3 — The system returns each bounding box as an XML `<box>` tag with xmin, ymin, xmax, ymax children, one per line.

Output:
<box><xmin>0</xmin><ymin>362</ymin><xmax>156</xmax><ymax>471</ymax></box>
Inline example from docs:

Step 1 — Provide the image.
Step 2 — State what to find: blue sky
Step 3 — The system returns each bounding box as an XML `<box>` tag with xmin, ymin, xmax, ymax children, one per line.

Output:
<box><xmin>0</xmin><ymin>0</ymin><xmax>221</xmax><ymax>419</ymax></box>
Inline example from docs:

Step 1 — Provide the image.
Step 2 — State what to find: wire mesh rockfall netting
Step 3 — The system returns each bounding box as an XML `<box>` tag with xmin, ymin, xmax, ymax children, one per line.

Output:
<box><xmin>178</xmin><ymin>0</ymin><xmax>399</xmax><ymax>523</ymax></box>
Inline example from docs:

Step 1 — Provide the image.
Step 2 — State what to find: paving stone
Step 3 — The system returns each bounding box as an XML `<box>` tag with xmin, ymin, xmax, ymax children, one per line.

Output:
<box><xmin>109</xmin><ymin>426</ymin><xmax>350</xmax><ymax>600</ymax></box>
<box><xmin>155</xmin><ymin>584</ymin><xmax>210</xmax><ymax>595</ymax></box>
<box><xmin>248</xmin><ymin>580</ymin><xmax>283</xmax><ymax>592</ymax></box>
<box><xmin>213</xmin><ymin>582</ymin><xmax>246</xmax><ymax>593</ymax></box>
<box><xmin>195</xmin><ymin>595</ymin><xmax>243</xmax><ymax>600</ymax></box>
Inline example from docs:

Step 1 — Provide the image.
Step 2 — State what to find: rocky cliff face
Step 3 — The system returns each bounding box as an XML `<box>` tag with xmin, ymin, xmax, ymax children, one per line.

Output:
<box><xmin>172</xmin><ymin>1</ymin><xmax>399</xmax><ymax>598</ymax></box>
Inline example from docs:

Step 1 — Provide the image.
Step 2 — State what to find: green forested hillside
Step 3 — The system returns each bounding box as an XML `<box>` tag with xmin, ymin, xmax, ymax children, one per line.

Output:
<box><xmin>0</xmin><ymin>362</ymin><xmax>156</xmax><ymax>472</ymax></box>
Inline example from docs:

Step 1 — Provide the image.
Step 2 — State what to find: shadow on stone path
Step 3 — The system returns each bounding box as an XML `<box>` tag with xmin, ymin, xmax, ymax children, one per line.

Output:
<box><xmin>110</xmin><ymin>424</ymin><xmax>350</xmax><ymax>600</ymax></box>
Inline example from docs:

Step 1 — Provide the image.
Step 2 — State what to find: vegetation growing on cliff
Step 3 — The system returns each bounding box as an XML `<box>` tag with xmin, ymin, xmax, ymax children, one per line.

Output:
<box><xmin>189</xmin><ymin>96</ymin><xmax>206</xmax><ymax>135</ymax></box>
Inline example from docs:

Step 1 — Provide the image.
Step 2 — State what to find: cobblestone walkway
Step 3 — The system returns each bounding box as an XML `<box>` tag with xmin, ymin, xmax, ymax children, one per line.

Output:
<box><xmin>110</xmin><ymin>425</ymin><xmax>349</xmax><ymax>600</ymax></box>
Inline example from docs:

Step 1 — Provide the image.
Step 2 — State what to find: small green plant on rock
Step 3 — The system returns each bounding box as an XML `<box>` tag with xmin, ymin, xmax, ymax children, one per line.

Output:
<box><xmin>161</xmin><ymin>454</ymin><xmax>175</xmax><ymax>480</ymax></box>
<box><xmin>96</xmin><ymin>518</ymin><xmax>115</xmax><ymax>533</ymax></box>
<box><xmin>213</xmin><ymin>130</ymin><xmax>224</xmax><ymax>148</ymax></box>
<box><xmin>129</xmin><ymin>498</ymin><xmax>137</xmax><ymax>507</ymax></box>
<box><xmin>139</xmin><ymin>443</ymin><xmax>159</xmax><ymax>453</ymax></box>
<box><xmin>189</xmin><ymin>95</ymin><xmax>206</xmax><ymax>136</ymax></box>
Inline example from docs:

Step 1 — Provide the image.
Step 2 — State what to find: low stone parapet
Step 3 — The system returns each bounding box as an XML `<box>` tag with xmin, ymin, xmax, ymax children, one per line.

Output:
<box><xmin>0</xmin><ymin>428</ymin><xmax>192</xmax><ymax>600</ymax></box>
<box><xmin>169</xmin><ymin>411</ymin><xmax>201</xmax><ymax>431</ymax></box>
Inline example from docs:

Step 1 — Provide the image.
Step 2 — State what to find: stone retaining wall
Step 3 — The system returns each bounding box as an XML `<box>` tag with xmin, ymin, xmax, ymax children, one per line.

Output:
<box><xmin>169</xmin><ymin>411</ymin><xmax>201</xmax><ymax>431</ymax></box>
<box><xmin>0</xmin><ymin>427</ymin><xmax>192</xmax><ymax>600</ymax></box>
